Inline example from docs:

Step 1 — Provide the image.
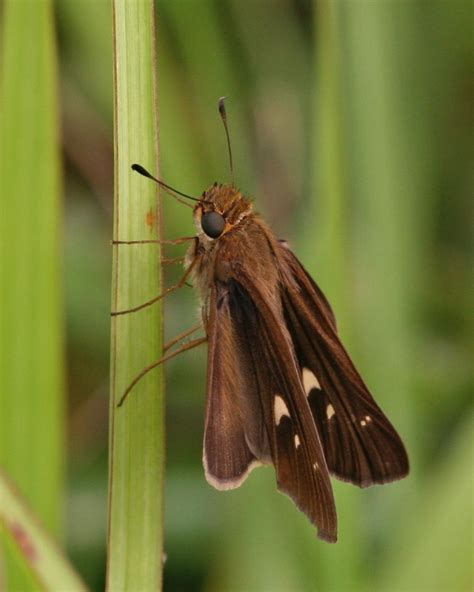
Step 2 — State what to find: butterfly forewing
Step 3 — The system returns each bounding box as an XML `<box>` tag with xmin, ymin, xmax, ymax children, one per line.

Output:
<box><xmin>279</xmin><ymin>245</ymin><xmax>409</xmax><ymax>486</ymax></box>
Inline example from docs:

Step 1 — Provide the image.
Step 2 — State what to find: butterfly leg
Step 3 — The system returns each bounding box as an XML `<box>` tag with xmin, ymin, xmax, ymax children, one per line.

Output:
<box><xmin>162</xmin><ymin>256</ymin><xmax>185</xmax><ymax>266</ymax></box>
<box><xmin>117</xmin><ymin>336</ymin><xmax>207</xmax><ymax>407</ymax></box>
<box><xmin>112</xmin><ymin>236</ymin><xmax>195</xmax><ymax>246</ymax></box>
<box><xmin>164</xmin><ymin>322</ymin><xmax>203</xmax><ymax>352</ymax></box>
<box><xmin>113</xmin><ymin>238</ymin><xmax>187</xmax><ymax>266</ymax></box>
<box><xmin>111</xmin><ymin>248</ymin><xmax>200</xmax><ymax>317</ymax></box>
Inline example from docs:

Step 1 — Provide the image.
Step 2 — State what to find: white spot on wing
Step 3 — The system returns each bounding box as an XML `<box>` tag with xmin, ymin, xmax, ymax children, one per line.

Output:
<box><xmin>313</xmin><ymin>462</ymin><xmax>319</xmax><ymax>471</ymax></box>
<box><xmin>365</xmin><ymin>415</ymin><xmax>372</xmax><ymax>422</ymax></box>
<box><xmin>326</xmin><ymin>404</ymin><xmax>335</xmax><ymax>420</ymax></box>
<box><xmin>294</xmin><ymin>434</ymin><xmax>301</xmax><ymax>448</ymax></box>
<box><xmin>274</xmin><ymin>395</ymin><xmax>290</xmax><ymax>425</ymax></box>
<box><xmin>360</xmin><ymin>420</ymin><xmax>367</xmax><ymax>427</ymax></box>
<box><xmin>302</xmin><ymin>367</ymin><xmax>321</xmax><ymax>395</ymax></box>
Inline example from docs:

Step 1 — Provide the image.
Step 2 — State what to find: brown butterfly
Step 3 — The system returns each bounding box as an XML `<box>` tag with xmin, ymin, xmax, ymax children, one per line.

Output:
<box><xmin>114</xmin><ymin>99</ymin><xmax>409</xmax><ymax>543</ymax></box>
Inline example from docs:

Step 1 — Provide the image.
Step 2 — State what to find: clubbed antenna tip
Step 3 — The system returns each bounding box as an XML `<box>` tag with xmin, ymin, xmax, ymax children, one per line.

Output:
<box><xmin>131</xmin><ymin>163</ymin><xmax>153</xmax><ymax>178</ymax></box>
<box><xmin>130</xmin><ymin>163</ymin><xmax>201</xmax><ymax>205</ymax></box>
<box><xmin>217</xmin><ymin>97</ymin><xmax>234</xmax><ymax>184</ymax></box>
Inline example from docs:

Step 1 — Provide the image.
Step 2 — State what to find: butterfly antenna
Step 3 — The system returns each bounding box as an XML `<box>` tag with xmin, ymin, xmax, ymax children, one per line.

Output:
<box><xmin>131</xmin><ymin>164</ymin><xmax>200</xmax><ymax>208</ymax></box>
<box><xmin>218</xmin><ymin>97</ymin><xmax>234</xmax><ymax>185</ymax></box>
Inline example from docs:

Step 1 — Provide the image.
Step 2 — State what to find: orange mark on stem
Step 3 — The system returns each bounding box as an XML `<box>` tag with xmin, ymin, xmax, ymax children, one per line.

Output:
<box><xmin>146</xmin><ymin>208</ymin><xmax>156</xmax><ymax>230</ymax></box>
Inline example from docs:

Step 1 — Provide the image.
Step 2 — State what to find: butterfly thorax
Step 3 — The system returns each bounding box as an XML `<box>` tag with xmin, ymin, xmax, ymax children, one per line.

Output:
<box><xmin>187</xmin><ymin>185</ymin><xmax>258</xmax><ymax>309</ymax></box>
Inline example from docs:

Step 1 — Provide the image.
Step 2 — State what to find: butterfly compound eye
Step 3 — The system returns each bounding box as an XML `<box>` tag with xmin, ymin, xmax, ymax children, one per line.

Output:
<box><xmin>201</xmin><ymin>211</ymin><xmax>226</xmax><ymax>238</ymax></box>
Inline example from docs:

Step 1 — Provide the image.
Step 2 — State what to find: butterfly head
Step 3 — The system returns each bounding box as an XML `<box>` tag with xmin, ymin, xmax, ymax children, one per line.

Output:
<box><xmin>195</xmin><ymin>183</ymin><xmax>253</xmax><ymax>239</ymax></box>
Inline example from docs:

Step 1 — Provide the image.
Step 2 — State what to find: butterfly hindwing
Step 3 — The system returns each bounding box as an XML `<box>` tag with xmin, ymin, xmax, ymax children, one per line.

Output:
<box><xmin>203</xmin><ymin>284</ymin><xmax>266</xmax><ymax>490</ymax></box>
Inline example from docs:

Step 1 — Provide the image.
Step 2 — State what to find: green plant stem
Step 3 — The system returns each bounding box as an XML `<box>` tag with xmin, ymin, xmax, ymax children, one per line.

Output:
<box><xmin>107</xmin><ymin>1</ymin><xmax>165</xmax><ymax>590</ymax></box>
<box><xmin>298</xmin><ymin>3</ymin><xmax>363</xmax><ymax>589</ymax></box>
<box><xmin>0</xmin><ymin>0</ymin><xmax>64</xmax><ymax>588</ymax></box>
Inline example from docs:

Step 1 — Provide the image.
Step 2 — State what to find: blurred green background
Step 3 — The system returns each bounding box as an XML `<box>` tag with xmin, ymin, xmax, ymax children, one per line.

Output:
<box><xmin>1</xmin><ymin>0</ymin><xmax>472</xmax><ymax>591</ymax></box>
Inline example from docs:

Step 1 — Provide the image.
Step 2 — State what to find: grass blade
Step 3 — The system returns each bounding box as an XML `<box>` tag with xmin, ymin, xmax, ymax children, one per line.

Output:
<box><xmin>378</xmin><ymin>412</ymin><xmax>473</xmax><ymax>591</ymax></box>
<box><xmin>0</xmin><ymin>0</ymin><xmax>64</xmax><ymax>587</ymax></box>
<box><xmin>297</xmin><ymin>3</ymin><xmax>363</xmax><ymax>589</ymax></box>
<box><xmin>0</xmin><ymin>470</ymin><xmax>87</xmax><ymax>591</ymax></box>
<box><xmin>107</xmin><ymin>1</ymin><xmax>164</xmax><ymax>589</ymax></box>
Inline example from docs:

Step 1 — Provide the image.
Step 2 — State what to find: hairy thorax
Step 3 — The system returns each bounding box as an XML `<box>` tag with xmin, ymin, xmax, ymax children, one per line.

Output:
<box><xmin>184</xmin><ymin>184</ymin><xmax>282</xmax><ymax>308</ymax></box>
<box><xmin>185</xmin><ymin>184</ymin><xmax>252</xmax><ymax>296</ymax></box>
